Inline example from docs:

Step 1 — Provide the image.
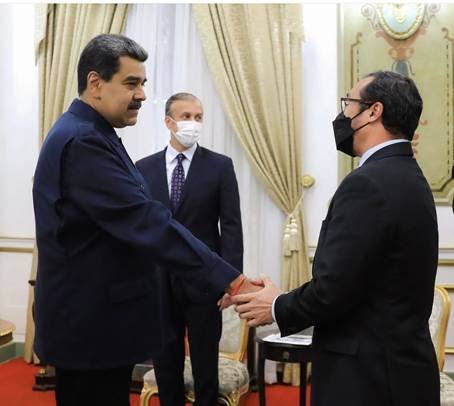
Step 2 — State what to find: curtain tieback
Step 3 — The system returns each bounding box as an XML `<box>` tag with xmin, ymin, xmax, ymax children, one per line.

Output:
<box><xmin>283</xmin><ymin>194</ymin><xmax>304</xmax><ymax>257</ymax></box>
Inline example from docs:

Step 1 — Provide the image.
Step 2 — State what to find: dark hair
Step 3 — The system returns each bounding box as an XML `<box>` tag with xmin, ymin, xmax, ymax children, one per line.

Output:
<box><xmin>360</xmin><ymin>71</ymin><xmax>423</xmax><ymax>140</ymax></box>
<box><xmin>165</xmin><ymin>93</ymin><xmax>201</xmax><ymax>117</ymax></box>
<box><xmin>77</xmin><ymin>34</ymin><xmax>148</xmax><ymax>95</ymax></box>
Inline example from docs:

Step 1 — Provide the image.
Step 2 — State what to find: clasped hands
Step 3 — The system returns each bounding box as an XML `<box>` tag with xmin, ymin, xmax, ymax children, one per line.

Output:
<box><xmin>218</xmin><ymin>274</ymin><xmax>282</xmax><ymax>327</ymax></box>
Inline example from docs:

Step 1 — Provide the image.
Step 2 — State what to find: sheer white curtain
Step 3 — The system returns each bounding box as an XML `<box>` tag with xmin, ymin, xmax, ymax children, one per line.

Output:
<box><xmin>122</xmin><ymin>4</ymin><xmax>283</xmax><ymax>382</ymax></box>
<box><xmin>121</xmin><ymin>4</ymin><xmax>284</xmax><ymax>285</ymax></box>
<box><xmin>0</xmin><ymin>4</ymin><xmax>39</xmax><ymax>238</ymax></box>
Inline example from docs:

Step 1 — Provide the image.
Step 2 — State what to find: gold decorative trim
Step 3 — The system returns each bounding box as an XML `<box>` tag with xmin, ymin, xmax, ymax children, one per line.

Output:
<box><xmin>438</xmin><ymin>259</ymin><xmax>454</xmax><ymax>266</ymax></box>
<box><xmin>0</xmin><ymin>235</ymin><xmax>34</xmax><ymax>240</ymax></box>
<box><xmin>0</xmin><ymin>247</ymin><xmax>33</xmax><ymax>254</ymax></box>
<box><xmin>0</xmin><ymin>320</ymin><xmax>15</xmax><ymax>337</ymax></box>
<box><xmin>433</xmin><ymin>286</ymin><xmax>451</xmax><ymax>369</ymax></box>
<box><xmin>437</xmin><ymin>285</ymin><xmax>454</xmax><ymax>356</ymax></box>
<box><xmin>302</xmin><ymin>174</ymin><xmax>315</xmax><ymax>189</ymax></box>
<box><xmin>0</xmin><ymin>236</ymin><xmax>34</xmax><ymax>254</ymax></box>
<box><xmin>376</xmin><ymin>4</ymin><xmax>425</xmax><ymax>40</ymax></box>
<box><xmin>349</xmin><ymin>32</ymin><xmax>362</xmax><ymax>95</ymax></box>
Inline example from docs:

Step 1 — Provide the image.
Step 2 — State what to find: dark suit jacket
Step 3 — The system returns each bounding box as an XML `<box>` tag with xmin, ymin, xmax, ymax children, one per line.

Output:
<box><xmin>275</xmin><ymin>142</ymin><xmax>439</xmax><ymax>406</ymax></box>
<box><xmin>136</xmin><ymin>146</ymin><xmax>243</xmax><ymax>302</ymax></box>
<box><xmin>32</xmin><ymin>99</ymin><xmax>239</xmax><ymax>369</ymax></box>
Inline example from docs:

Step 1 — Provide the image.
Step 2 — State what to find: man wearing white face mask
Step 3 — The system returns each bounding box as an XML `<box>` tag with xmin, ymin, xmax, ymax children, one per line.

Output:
<box><xmin>136</xmin><ymin>93</ymin><xmax>243</xmax><ymax>406</ymax></box>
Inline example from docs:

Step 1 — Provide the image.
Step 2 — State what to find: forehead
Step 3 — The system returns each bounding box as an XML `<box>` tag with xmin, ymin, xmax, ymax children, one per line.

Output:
<box><xmin>348</xmin><ymin>76</ymin><xmax>373</xmax><ymax>97</ymax></box>
<box><xmin>115</xmin><ymin>56</ymin><xmax>146</xmax><ymax>79</ymax></box>
<box><xmin>170</xmin><ymin>99</ymin><xmax>203</xmax><ymax>115</ymax></box>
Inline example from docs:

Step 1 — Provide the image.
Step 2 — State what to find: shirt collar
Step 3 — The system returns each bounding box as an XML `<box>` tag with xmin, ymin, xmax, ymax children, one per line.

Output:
<box><xmin>166</xmin><ymin>142</ymin><xmax>197</xmax><ymax>165</ymax></box>
<box><xmin>358</xmin><ymin>139</ymin><xmax>410</xmax><ymax>167</ymax></box>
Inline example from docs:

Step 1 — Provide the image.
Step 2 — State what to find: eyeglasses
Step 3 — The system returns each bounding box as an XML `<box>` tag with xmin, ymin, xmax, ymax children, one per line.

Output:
<box><xmin>340</xmin><ymin>97</ymin><xmax>373</xmax><ymax>112</ymax></box>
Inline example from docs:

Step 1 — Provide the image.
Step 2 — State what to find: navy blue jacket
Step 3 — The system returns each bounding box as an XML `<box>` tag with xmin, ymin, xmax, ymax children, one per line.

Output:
<box><xmin>136</xmin><ymin>146</ymin><xmax>243</xmax><ymax>302</ymax></box>
<box><xmin>32</xmin><ymin>99</ymin><xmax>239</xmax><ymax>369</ymax></box>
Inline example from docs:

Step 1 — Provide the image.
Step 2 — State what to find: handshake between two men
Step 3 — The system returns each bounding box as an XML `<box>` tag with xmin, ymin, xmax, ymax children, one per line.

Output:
<box><xmin>219</xmin><ymin>274</ymin><xmax>282</xmax><ymax>327</ymax></box>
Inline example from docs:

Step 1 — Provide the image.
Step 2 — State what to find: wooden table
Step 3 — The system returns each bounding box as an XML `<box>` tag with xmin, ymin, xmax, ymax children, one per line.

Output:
<box><xmin>0</xmin><ymin>319</ymin><xmax>15</xmax><ymax>347</ymax></box>
<box><xmin>256</xmin><ymin>333</ymin><xmax>312</xmax><ymax>406</ymax></box>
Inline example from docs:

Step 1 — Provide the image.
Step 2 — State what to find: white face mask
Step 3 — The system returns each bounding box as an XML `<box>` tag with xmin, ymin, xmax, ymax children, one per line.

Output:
<box><xmin>170</xmin><ymin>118</ymin><xmax>203</xmax><ymax>148</ymax></box>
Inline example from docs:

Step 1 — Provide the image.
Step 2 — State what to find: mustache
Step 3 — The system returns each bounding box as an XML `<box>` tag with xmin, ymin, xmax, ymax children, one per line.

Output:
<box><xmin>128</xmin><ymin>101</ymin><xmax>142</xmax><ymax>110</ymax></box>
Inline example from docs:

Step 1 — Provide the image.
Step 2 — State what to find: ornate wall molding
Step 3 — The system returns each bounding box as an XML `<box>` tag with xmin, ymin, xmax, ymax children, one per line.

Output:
<box><xmin>340</xmin><ymin>4</ymin><xmax>454</xmax><ymax>205</ymax></box>
<box><xmin>0</xmin><ymin>237</ymin><xmax>34</xmax><ymax>254</ymax></box>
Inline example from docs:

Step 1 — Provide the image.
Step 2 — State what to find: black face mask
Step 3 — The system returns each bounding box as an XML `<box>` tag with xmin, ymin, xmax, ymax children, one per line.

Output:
<box><xmin>332</xmin><ymin>110</ymin><xmax>370</xmax><ymax>157</ymax></box>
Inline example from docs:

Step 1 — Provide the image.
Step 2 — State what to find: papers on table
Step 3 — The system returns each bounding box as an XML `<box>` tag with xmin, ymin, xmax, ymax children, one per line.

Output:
<box><xmin>263</xmin><ymin>332</ymin><xmax>312</xmax><ymax>346</ymax></box>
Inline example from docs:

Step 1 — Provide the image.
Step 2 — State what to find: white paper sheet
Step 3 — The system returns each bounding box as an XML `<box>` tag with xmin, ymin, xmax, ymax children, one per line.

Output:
<box><xmin>263</xmin><ymin>333</ymin><xmax>312</xmax><ymax>346</ymax></box>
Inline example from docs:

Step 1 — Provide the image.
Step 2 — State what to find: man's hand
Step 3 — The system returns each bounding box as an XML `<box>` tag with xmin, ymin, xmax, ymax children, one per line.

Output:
<box><xmin>218</xmin><ymin>293</ymin><xmax>233</xmax><ymax>310</ymax></box>
<box><xmin>238</xmin><ymin>277</ymin><xmax>264</xmax><ymax>294</ymax></box>
<box><xmin>231</xmin><ymin>275</ymin><xmax>282</xmax><ymax>327</ymax></box>
<box><xmin>219</xmin><ymin>277</ymin><xmax>264</xmax><ymax>310</ymax></box>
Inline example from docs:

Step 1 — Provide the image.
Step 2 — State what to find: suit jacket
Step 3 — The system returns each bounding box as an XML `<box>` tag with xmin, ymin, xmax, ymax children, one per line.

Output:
<box><xmin>136</xmin><ymin>146</ymin><xmax>243</xmax><ymax>302</ymax></box>
<box><xmin>32</xmin><ymin>99</ymin><xmax>239</xmax><ymax>369</ymax></box>
<box><xmin>275</xmin><ymin>142</ymin><xmax>439</xmax><ymax>406</ymax></box>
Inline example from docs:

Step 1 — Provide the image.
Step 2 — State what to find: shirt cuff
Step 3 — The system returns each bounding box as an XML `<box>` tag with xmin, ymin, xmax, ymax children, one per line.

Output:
<box><xmin>271</xmin><ymin>296</ymin><xmax>279</xmax><ymax>322</ymax></box>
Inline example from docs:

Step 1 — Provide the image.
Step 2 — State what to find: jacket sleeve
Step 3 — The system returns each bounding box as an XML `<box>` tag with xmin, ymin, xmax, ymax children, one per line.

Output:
<box><xmin>219</xmin><ymin>158</ymin><xmax>244</xmax><ymax>272</ymax></box>
<box><xmin>275</xmin><ymin>173</ymin><xmax>389</xmax><ymax>336</ymax></box>
<box><xmin>61</xmin><ymin>134</ymin><xmax>239</xmax><ymax>296</ymax></box>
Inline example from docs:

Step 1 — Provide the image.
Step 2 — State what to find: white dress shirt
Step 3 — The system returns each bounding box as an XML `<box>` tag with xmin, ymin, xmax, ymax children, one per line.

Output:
<box><xmin>358</xmin><ymin>138</ymin><xmax>409</xmax><ymax>167</ymax></box>
<box><xmin>165</xmin><ymin>142</ymin><xmax>197</xmax><ymax>196</ymax></box>
<box><xmin>271</xmin><ymin>138</ymin><xmax>410</xmax><ymax>322</ymax></box>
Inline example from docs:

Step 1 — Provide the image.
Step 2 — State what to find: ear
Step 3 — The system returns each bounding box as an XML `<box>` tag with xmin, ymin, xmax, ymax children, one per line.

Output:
<box><xmin>86</xmin><ymin>71</ymin><xmax>102</xmax><ymax>99</ymax></box>
<box><xmin>369</xmin><ymin>101</ymin><xmax>383</xmax><ymax>123</ymax></box>
<box><xmin>164</xmin><ymin>116</ymin><xmax>175</xmax><ymax>131</ymax></box>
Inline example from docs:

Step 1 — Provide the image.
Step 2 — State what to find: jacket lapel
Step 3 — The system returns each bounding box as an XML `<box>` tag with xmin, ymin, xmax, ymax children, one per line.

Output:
<box><xmin>153</xmin><ymin>149</ymin><xmax>172</xmax><ymax>210</ymax></box>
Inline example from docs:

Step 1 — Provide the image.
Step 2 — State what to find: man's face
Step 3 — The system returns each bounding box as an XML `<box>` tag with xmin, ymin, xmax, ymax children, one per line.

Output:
<box><xmin>165</xmin><ymin>99</ymin><xmax>203</xmax><ymax>134</ymax></box>
<box><xmin>96</xmin><ymin>56</ymin><xmax>147</xmax><ymax>128</ymax></box>
<box><xmin>344</xmin><ymin>77</ymin><xmax>373</xmax><ymax>123</ymax></box>
<box><xmin>344</xmin><ymin>77</ymin><xmax>375</xmax><ymax>153</ymax></box>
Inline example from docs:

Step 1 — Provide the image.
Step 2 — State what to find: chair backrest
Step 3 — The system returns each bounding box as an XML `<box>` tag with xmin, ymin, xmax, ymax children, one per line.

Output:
<box><xmin>219</xmin><ymin>306</ymin><xmax>249</xmax><ymax>362</ymax></box>
<box><xmin>429</xmin><ymin>286</ymin><xmax>451</xmax><ymax>370</ymax></box>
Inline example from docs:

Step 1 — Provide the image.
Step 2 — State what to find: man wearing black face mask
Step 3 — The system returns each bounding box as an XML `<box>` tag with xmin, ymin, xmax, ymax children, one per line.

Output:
<box><xmin>232</xmin><ymin>71</ymin><xmax>439</xmax><ymax>406</ymax></box>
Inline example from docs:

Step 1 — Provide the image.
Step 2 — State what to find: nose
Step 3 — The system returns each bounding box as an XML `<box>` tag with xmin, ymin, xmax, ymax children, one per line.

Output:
<box><xmin>135</xmin><ymin>85</ymin><xmax>146</xmax><ymax>101</ymax></box>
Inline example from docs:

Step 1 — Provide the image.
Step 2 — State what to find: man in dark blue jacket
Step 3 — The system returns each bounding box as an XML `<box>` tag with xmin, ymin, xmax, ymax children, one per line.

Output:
<box><xmin>136</xmin><ymin>93</ymin><xmax>243</xmax><ymax>406</ymax></box>
<box><xmin>32</xmin><ymin>34</ymin><xmax>255</xmax><ymax>406</ymax></box>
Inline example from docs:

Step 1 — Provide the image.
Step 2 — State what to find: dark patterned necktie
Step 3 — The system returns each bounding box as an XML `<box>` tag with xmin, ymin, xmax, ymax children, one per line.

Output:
<box><xmin>170</xmin><ymin>153</ymin><xmax>186</xmax><ymax>212</ymax></box>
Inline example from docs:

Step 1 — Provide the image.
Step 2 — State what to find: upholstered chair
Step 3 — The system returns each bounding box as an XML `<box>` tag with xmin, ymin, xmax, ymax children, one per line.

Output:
<box><xmin>429</xmin><ymin>286</ymin><xmax>454</xmax><ymax>406</ymax></box>
<box><xmin>140</xmin><ymin>306</ymin><xmax>250</xmax><ymax>406</ymax></box>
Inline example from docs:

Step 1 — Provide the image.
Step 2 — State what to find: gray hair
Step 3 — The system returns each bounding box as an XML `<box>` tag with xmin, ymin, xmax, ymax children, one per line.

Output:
<box><xmin>165</xmin><ymin>92</ymin><xmax>201</xmax><ymax>117</ymax></box>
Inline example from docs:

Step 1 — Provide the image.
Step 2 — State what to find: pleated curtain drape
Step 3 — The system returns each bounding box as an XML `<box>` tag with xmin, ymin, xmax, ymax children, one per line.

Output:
<box><xmin>192</xmin><ymin>4</ymin><xmax>309</xmax><ymax>384</ymax></box>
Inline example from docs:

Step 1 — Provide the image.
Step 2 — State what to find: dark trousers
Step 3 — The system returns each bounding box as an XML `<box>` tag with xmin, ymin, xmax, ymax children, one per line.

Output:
<box><xmin>153</xmin><ymin>299</ymin><xmax>222</xmax><ymax>406</ymax></box>
<box><xmin>54</xmin><ymin>365</ymin><xmax>134</xmax><ymax>406</ymax></box>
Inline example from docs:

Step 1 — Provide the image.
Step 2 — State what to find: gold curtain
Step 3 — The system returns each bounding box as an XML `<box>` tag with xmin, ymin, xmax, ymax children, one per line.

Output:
<box><xmin>192</xmin><ymin>4</ymin><xmax>309</xmax><ymax>385</ymax></box>
<box><xmin>24</xmin><ymin>3</ymin><xmax>129</xmax><ymax>363</ymax></box>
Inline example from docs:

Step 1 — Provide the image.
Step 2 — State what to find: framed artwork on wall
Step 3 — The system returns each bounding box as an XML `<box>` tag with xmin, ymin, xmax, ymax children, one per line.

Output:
<box><xmin>340</xmin><ymin>3</ymin><xmax>454</xmax><ymax>205</ymax></box>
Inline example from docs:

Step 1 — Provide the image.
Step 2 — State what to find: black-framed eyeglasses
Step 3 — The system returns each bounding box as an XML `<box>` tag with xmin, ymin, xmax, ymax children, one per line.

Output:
<box><xmin>340</xmin><ymin>97</ymin><xmax>373</xmax><ymax>112</ymax></box>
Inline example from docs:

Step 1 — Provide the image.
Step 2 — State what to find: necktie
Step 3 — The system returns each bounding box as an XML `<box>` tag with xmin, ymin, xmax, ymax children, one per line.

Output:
<box><xmin>170</xmin><ymin>153</ymin><xmax>186</xmax><ymax>212</ymax></box>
